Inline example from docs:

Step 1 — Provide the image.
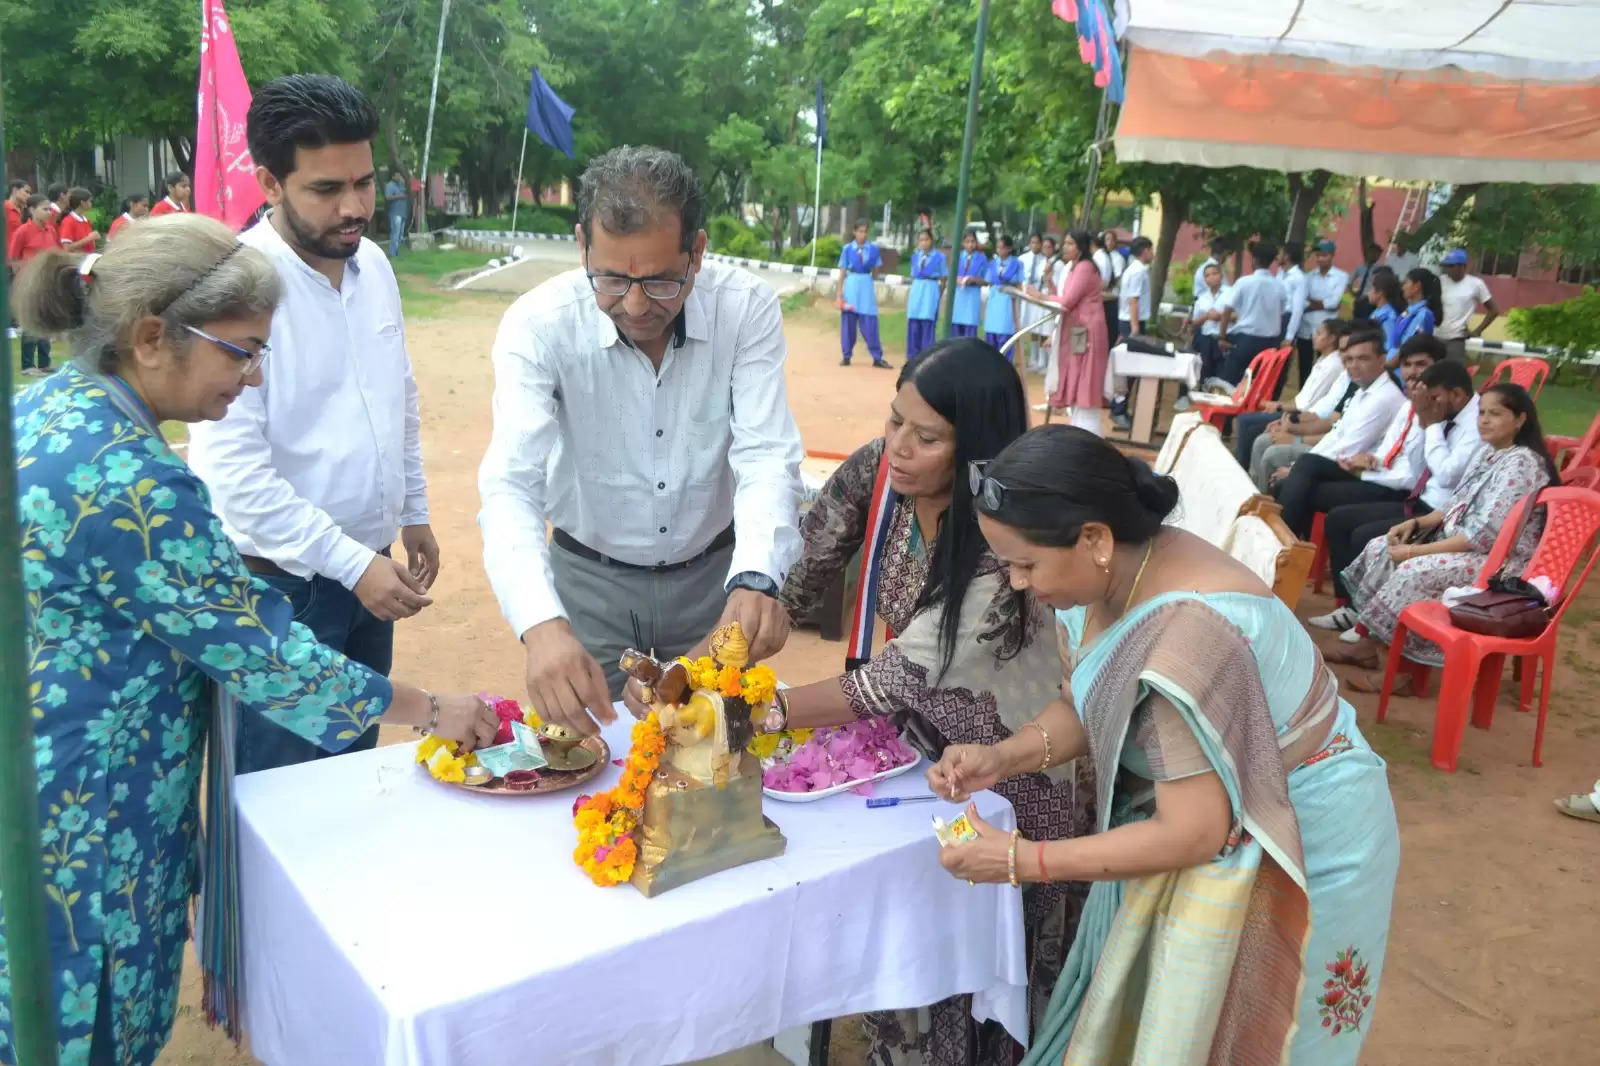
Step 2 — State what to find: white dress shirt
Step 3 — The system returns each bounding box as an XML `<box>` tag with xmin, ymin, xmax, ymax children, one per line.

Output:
<box><xmin>1294</xmin><ymin>351</ymin><xmax>1345</xmax><ymax>412</ymax></box>
<box><xmin>1221</xmin><ymin>270</ymin><xmax>1283</xmax><ymax>336</ymax></box>
<box><xmin>1308</xmin><ymin>370</ymin><xmax>1352</xmax><ymax>420</ymax></box>
<box><xmin>1419</xmin><ymin>393</ymin><xmax>1489</xmax><ymax>509</ymax></box>
<box><xmin>1360</xmin><ymin>403</ymin><xmax>1425</xmax><ymax>491</ymax></box>
<box><xmin>1281</xmin><ymin>265</ymin><xmax>1308</xmax><ymax>342</ymax></box>
<box><xmin>1312</xmin><ymin>373</ymin><xmax>1405</xmax><ymax>461</ymax></box>
<box><xmin>186</xmin><ymin>217</ymin><xmax>427</xmax><ymax>590</ymax></box>
<box><xmin>1301</xmin><ymin>265</ymin><xmax>1350</xmax><ymax>339</ymax></box>
<box><xmin>1191</xmin><ymin>283</ymin><xmax>1229</xmax><ymax>336</ymax></box>
<box><xmin>1118</xmin><ymin>259</ymin><xmax>1150</xmax><ymax>324</ymax></box>
<box><xmin>478</xmin><ymin>260</ymin><xmax>804</xmax><ymax>638</ymax></box>
<box><xmin>1438</xmin><ymin>274</ymin><xmax>1493</xmax><ymax>340</ymax></box>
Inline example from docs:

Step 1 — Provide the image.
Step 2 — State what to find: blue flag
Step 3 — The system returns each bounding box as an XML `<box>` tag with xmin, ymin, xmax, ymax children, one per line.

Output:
<box><xmin>815</xmin><ymin>77</ymin><xmax>826</xmax><ymax>149</ymax></box>
<box><xmin>526</xmin><ymin>67</ymin><xmax>576</xmax><ymax>158</ymax></box>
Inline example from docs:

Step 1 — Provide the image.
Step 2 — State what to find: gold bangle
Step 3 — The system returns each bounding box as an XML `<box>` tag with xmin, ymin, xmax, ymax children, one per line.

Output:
<box><xmin>1022</xmin><ymin>721</ymin><xmax>1051</xmax><ymax>772</ymax></box>
<box><xmin>1008</xmin><ymin>830</ymin><xmax>1021</xmax><ymax>887</ymax></box>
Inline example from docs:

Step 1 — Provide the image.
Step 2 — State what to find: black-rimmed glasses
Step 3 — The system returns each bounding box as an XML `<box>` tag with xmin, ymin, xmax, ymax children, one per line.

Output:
<box><xmin>184</xmin><ymin>325</ymin><xmax>269</xmax><ymax>376</ymax></box>
<box><xmin>584</xmin><ymin>252</ymin><xmax>691</xmax><ymax>301</ymax></box>
<box><xmin>968</xmin><ymin>460</ymin><xmax>1008</xmax><ymax>511</ymax></box>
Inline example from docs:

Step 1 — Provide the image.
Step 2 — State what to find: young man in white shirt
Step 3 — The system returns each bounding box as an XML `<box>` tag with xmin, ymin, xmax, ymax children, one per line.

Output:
<box><xmin>1191</xmin><ymin>236</ymin><xmax>1229</xmax><ymax>299</ymax></box>
<box><xmin>1272</xmin><ymin>323</ymin><xmax>1407</xmax><ymax>538</ymax></box>
<box><xmin>1300</xmin><ymin>239</ymin><xmax>1350</xmax><ymax>389</ymax></box>
<box><xmin>187</xmin><ymin>74</ymin><xmax>438</xmax><ymax>773</ymax></box>
<box><xmin>1276</xmin><ymin>241</ymin><xmax>1309</xmax><ymax>399</ymax></box>
<box><xmin>1237</xmin><ymin>317</ymin><xmax>1350</xmax><ymax>486</ymax></box>
<box><xmin>1312</xmin><ymin>350</ymin><xmax>1484</xmax><ymax>631</ymax></box>
<box><xmin>1437</xmin><ymin>248</ymin><xmax>1501</xmax><ymax>363</ymax></box>
<box><xmin>1108</xmin><ymin>236</ymin><xmax>1154</xmax><ymax>430</ymax></box>
<box><xmin>1217</xmin><ymin>240</ymin><xmax>1285</xmax><ymax>385</ymax></box>
<box><xmin>479</xmin><ymin>146</ymin><xmax>804</xmax><ymax>736</ymax></box>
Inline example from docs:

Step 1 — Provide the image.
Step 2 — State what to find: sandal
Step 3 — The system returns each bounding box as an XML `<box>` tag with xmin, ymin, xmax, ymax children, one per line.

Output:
<box><xmin>1555</xmin><ymin>786</ymin><xmax>1600</xmax><ymax>823</ymax></box>
<box><xmin>1347</xmin><ymin>671</ymin><xmax>1411</xmax><ymax>696</ymax></box>
<box><xmin>1323</xmin><ymin>644</ymin><xmax>1381</xmax><ymax>669</ymax></box>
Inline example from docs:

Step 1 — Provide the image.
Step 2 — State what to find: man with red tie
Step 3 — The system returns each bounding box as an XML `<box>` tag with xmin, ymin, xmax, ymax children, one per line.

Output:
<box><xmin>149</xmin><ymin>171</ymin><xmax>191</xmax><ymax>216</ymax></box>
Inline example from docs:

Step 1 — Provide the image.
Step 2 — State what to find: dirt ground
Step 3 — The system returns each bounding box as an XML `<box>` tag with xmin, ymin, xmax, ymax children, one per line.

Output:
<box><xmin>155</xmin><ymin>284</ymin><xmax>1600</xmax><ymax>1065</ymax></box>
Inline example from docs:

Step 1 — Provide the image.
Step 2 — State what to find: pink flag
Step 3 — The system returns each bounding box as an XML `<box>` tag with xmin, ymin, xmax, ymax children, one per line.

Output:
<box><xmin>195</xmin><ymin>0</ymin><xmax>265</xmax><ymax>230</ymax></box>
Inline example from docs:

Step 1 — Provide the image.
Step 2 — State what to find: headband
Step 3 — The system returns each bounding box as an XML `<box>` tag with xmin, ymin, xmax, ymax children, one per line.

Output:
<box><xmin>152</xmin><ymin>242</ymin><xmax>244</xmax><ymax>315</ymax></box>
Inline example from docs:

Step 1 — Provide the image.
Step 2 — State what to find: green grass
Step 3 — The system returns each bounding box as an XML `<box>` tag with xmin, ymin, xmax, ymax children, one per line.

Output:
<box><xmin>390</xmin><ymin>247</ymin><xmax>509</xmax><ymax>319</ymax></box>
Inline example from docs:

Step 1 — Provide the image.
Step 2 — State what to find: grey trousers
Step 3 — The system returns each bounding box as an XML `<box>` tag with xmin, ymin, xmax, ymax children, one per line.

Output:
<box><xmin>1444</xmin><ymin>337</ymin><xmax>1468</xmax><ymax>364</ymax></box>
<box><xmin>1251</xmin><ymin>438</ymin><xmax>1311</xmax><ymax>492</ymax></box>
<box><xmin>550</xmin><ymin>540</ymin><xmax>732</xmax><ymax>696</ymax></box>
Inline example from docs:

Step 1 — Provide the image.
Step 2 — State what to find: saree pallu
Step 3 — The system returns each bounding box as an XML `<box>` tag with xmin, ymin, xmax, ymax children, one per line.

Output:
<box><xmin>1025</xmin><ymin>592</ymin><xmax>1400</xmax><ymax>1066</ymax></box>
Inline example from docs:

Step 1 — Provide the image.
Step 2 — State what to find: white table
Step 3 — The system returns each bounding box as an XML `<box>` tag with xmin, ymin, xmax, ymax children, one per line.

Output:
<box><xmin>236</xmin><ymin>713</ymin><xmax>1028</xmax><ymax>1066</ymax></box>
<box><xmin>1111</xmin><ymin>343</ymin><xmax>1203</xmax><ymax>444</ymax></box>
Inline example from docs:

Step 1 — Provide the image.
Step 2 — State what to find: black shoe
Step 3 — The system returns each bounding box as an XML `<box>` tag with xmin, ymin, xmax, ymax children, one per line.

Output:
<box><xmin>873</xmin><ymin>360</ymin><xmax>895</xmax><ymax>369</ymax></box>
<box><xmin>840</xmin><ymin>359</ymin><xmax>851</xmax><ymax>366</ymax></box>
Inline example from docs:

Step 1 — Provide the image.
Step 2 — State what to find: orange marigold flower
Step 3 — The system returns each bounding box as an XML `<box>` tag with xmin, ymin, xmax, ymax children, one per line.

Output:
<box><xmin>717</xmin><ymin>664</ymin><xmax>744</xmax><ymax>698</ymax></box>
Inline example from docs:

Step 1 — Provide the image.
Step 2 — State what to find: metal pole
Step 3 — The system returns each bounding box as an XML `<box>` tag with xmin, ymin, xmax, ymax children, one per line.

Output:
<box><xmin>809</xmin><ymin>132</ymin><xmax>823</xmax><ymax>268</ymax></box>
<box><xmin>510</xmin><ymin>126</ymin><xmax>529</xmax><ymax>233</ymax></box>
<box><xmin>0</xmin><ymin>38</ymin><xmax>62</xmax><ymax>1066</ymax></box>
<box><xmin>414</xmin><ymin>0</ymin><xmax>452</xmax><ymax>244</ymax></box>
<box><xmin>938</xmin><ymin>0</ymin><xmax>991</xmax><ymax>339</ymax></box>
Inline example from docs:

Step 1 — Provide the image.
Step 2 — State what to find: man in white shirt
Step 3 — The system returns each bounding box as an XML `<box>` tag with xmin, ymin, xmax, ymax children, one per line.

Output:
<box><xmin>1110</xmin><ymin>236</ymin><xmax>1154</xmax><ymax>430</ymax></box>
<box><xmin>479</xmin><ymin>146</ymin><xmax>804</xmax><ymax>735</ymax></box>
<box><xmin>1272</xmin><ymin>324</ymin><xmax>1407</xmax><ymax>538</ymax></box>
<box><xmin>1191</xmin><ymin>236</ymin><xmax>1229</xmax><ymax>299</ymax></box>
<box><xmin>1313</xmin><ymin>353</ymin><xmax>1483</xmax><ymax>629</ymax></box>
<box><xmin>1437</xmin><ymin>248</ymin><xmax>1501</xmax><ymax>363</ymax></box>
<box><xmin>1217</xmin><ymin>240</ymin><xmax>1284</xmax><ymax>385</ymax></box>
<box><xmin>187</xmin><ymin>74</ymin><xmax>438</xmax><ymax>773</ymax></box>
<box><xmin>1277</xmin><ymin>241</ymin><xmax>1309</xmax><ymax>399</ymax></box>
<box><xmin>1237</xmin><ymin>317</ymin><xmax>1350</xmax><ymax>486</ymax></box>
<box><xmin>1094</xmin><ymin>230</ymin><xmax>1124</xmax><ymax>351</ymax></box>
<box><xmin>1299</xmin><ymin>239</ymin><xmax>1350</xmax><ymax>389</ymax></box>
<box><xmin>1018</xmin><ymin>233</ymin><xmax>1047</xmax><ymax>371</ymax></box>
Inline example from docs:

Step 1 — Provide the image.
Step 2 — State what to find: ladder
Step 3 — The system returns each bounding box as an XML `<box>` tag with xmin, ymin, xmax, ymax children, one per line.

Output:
<box><xmin>1386</xmin><ymin>183</ymin><xmax>1428</xmax><ymax>260</ymax></box>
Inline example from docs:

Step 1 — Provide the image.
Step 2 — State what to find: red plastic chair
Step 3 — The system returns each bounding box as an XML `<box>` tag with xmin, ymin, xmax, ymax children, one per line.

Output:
<box><xmin>1375</xmin><ymin>486</ymin><xmax>1600</xmax><ymax>771</ymax></box>
<box><xmin>1310</xmin><ymin>512</ymin><xmax>1329</xmax><ymax>594</ymax></box>
<box><xmin>1201</xmin><ymin>345</ymin><xmax>1292</xmax><ymax>429</ymax></box>
<box><xmin>1481</xmin><ymin>356</ymin><xmax>1551</xmax><ymax>400</ymax></box>
<box><xmin>1563</xmin><ymin>466</ymin><xmax>1600</xmax><ymax>491</ymax></box>
<box><xmin>1546</xmin><ymin>409</ymin><xmax>1600</xmax><ymax>474</ymax></box>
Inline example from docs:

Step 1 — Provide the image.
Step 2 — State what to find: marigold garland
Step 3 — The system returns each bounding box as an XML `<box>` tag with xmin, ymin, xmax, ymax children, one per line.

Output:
<box><xmin>572</xmin><ymin>712</ymin><xmax>665</xmax><ymax>886</ymax></box>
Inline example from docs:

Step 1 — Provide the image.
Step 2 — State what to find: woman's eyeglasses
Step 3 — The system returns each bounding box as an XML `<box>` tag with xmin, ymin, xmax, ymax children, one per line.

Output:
<box><xmin>184</xmin><ymin>325</ymin><xmax>269</xmax><ymax>376</ymax></box>
<box><xmin>968</xmin><ymin>460</ymin><xmax>1008</xmax><ymax>511</ymax></box>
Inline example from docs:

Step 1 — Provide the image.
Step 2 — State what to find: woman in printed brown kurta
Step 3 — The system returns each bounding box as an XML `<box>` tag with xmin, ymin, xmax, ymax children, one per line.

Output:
<box><xmin>1329</xmin><ymin>384</ymin><xmax>1557</xmax><ymax>692</ymax></box>
<box><xmin>777</xmin><ymin>339</ymin><xmax>1094</xmax><ymax>1066</ymax></box>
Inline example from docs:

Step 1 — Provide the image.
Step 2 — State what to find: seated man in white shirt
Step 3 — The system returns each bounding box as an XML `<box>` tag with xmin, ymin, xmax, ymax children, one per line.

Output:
<box><xmin>1236</xmin><ymin>316</ymin><xmax>1349</xmax><ymax>480</ymax></box>
<box><xmin>187</xmin><ymin>73</ymin><xmax>439</xmax><ymax>774</ymax></box>
<box><xmin>1312</xmin><ymin>352</ymin><xmax>1483</xmax><ymax>629</ymax></box>
<box><xmin>1271</xmin><ymin>323</ymin><xmax>1407</xmax><ymax>538</ymax></box>
<box><xmin>1216</xmin><ymin>240</ymin><xmax>1285</xmax><ymax>385</ymax></box>
<box><xmin>479</xmin><ymin>145</ymin><xmax>804</xmax><ymax>736</ymax></box>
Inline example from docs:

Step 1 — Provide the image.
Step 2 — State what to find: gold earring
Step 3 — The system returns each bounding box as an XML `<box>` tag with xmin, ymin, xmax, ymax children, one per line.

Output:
<box><xmin>1098</xmin><ymin>558</ymin><xmax>1110</xmax><ymax>572</ymax></box>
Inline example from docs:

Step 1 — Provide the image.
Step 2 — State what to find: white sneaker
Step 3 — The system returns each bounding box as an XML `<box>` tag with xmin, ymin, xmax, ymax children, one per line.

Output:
<box><xmin>1339</xmin><ymin>627</ymin><xmax>1362</xmax><ymax>644</ymax></box>
<box><xmin>1309</xmin><ymin>606</ymin><xmax>1357</xmax><ymax>631</ymax></box>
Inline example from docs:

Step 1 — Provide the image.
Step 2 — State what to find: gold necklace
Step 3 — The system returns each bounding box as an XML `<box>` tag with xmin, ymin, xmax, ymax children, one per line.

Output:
<box><xmin>1078</xmin><ymin>538</ymin><xmax>1156</xmax><ymax>663</ymax></box>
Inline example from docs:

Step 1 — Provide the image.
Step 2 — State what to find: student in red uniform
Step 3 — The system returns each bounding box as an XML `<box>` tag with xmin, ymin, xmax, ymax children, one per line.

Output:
<box><xmin>4</xmin><ymin>179</ymin><xmax>29</xmax><ymax>237</ymax></box>
<box><xmin>56</xmin><ymin>187</ymin><xmax>100</xmax><ymax>253</ymax></box>
<box><xmin>148</xmin><ymin>171</ymin><xmax>191</xmax><ymax>216</ymax></box>
<box><xmin>46</xmin><ymin>182</ymin><xmax>69</xmax><ymax>221</ymax></box>
<box><xmin>8</xmin><ymin>194</ymin><xmax>59</xmax><ymax>375</ymax></box>
<box><xmin>107</xmin><ymin>193</ymin><xmax>149</xmax><ymax>240</ymax></box>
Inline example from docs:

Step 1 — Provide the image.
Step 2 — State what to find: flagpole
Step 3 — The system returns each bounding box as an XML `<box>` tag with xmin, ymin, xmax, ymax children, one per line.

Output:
<box><xmin>414</xmin><ymin>0</ymin><xmax>452</xmax><ymax>247</ymax></box>
<box><xmin>938</xmin><ymin>0</ymin><xmax>990</xmax><ymax>340</ymax></box>
<box><xmin>511</xmin><ymin>126</ymin><xmax>529</xmax><ymax>233</ymax></box>
<box><xmin>809</xmin><ymin>128</ymin><xmax>822</xmax><ymax>268</ymax></box>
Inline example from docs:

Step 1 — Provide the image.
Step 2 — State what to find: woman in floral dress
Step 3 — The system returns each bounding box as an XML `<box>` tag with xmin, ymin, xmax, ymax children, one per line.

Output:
<box><xmin>776</xmin><ymin>339</ymin><xmax>1095</xmax><ymax>1066</ymax></box>
<box><xmin>1328</xmin><ymin>384</ymin><xmax>1557</xmax><ymax>693</ymax></box>
<box><xmin>0</xmin><ymin>215</ymin><xmax>497</xmax><ymax>1066</ymax></box>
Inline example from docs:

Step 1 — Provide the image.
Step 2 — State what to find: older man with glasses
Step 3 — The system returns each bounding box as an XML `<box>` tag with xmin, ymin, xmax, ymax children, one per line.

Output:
<box><xmin>479</xmin><ymin>144</ymin><xmax>804</xmax><ymax>737</ymax></box>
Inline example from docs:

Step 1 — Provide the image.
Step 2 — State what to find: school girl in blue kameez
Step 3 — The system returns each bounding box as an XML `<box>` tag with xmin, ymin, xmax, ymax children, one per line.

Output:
<box><xmin>837</xmin><ymin>220</ymin><xmax>890</xmax><ymax>368</ymax></box>
<box><xmin>905</xmin><ymin>229</ymin><xmax>947</xmax><ymax>362</ymax></box>
<box><xmin>982</xmin><ymin>236</ymin><xmax>1025</xmax><ymax>356</ymax></box>
<box><xmin>0</xmin><ymin>215</ymin><xmax>498</xmax><ymax>1066</ymax></box>
<box><xmin>952</xmin><ymin>232</ymin><xmax>988</xmax><ymax>339</ymax></box>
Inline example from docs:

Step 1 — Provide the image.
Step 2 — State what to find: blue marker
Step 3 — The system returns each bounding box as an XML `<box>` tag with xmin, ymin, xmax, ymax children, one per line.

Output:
<box><xmin>865</xmin><ymin>795</ymin><xmax>938</xmax><ymax>808</ymax></box>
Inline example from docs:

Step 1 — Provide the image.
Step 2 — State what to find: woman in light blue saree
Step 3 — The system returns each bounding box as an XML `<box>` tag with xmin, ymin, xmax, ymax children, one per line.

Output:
<box><xmin>929</xmin><ymin>425</ymin><xmax>1400</xmax><ymax>1065</ymax></box>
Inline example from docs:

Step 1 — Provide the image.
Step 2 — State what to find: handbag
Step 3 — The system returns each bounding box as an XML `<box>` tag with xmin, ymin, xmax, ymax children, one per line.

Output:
<box><xmin>1068</xmin><ymin>325</ymin><xmax>1089</xmax><ymax>355</ymax></box>
<box><xmin>1446</xmin><ymin>499</ymin><xmax>1550</xmax><ymax>638</ymax></box>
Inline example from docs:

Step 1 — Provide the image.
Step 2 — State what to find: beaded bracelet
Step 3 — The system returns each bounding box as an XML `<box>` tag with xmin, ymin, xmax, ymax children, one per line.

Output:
<box><xmin>1022</xmin><ymin>721</ymin><xmax>1052</xmax><ymax>772</ymax></box>
<box><xmin>1007</xmin><ymin>829</ymin><xmax>1021</xmax><ymax>887</ymax></box>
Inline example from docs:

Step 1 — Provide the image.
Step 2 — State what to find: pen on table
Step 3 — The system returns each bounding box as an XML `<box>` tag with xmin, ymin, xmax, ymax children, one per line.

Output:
<box><xmin>865</xmin><ymin>795</ymin><xmax>939</xmax><ymax>808</ymax></box>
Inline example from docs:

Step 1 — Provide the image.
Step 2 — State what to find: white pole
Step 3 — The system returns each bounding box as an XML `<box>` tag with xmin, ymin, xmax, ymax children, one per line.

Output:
<box><xmin>510</xmin><ymin>126</ymin><xmax>529</xmax><ymax>233</ymax></box>
<box><xmin>809</xmin><ymin>133</ymin><xmax>823</xmax><ymax>268</ymax></box>
<box><xmin>415</xmin><ymin>0</ymin><xmax>452</xmax><ymax>242</ymax></box>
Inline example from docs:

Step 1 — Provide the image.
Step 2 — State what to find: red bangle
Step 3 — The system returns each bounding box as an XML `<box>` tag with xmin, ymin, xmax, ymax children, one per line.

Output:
<box><xmin>1036</xmin><ymin>840</ymin><xmax>1050</xmax><ymax>885</ymax></box>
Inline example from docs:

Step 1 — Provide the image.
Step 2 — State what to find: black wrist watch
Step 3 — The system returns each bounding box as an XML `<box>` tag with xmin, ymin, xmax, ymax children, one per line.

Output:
<box><xmin>726</xmin><ymin>571</ymin><xmax>779</xmax><ymax>598</ymax></box>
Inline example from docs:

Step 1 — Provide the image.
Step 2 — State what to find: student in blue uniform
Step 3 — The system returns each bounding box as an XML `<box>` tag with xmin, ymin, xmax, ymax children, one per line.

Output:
<box><xmin>951</xmin><ymin>230</ymin><xmax>987</xmax><ymax>338</ymax></box>
<box><xmin>982</xmin><ymin>235</ymin><xmax>1024</xmax><ymax>356</ymax></box>
<box><xmin>905</xmin><ymin>227</ymin><xmax>946</xmax><ymax>361</ymax></box>
<box><xmin>837</xmin><ymin>219</ymin><xmax>891</xmax><ymax>368</ymax></box>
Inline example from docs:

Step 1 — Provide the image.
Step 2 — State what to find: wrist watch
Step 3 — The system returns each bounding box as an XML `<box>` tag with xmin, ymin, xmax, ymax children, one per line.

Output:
<box><xmin>726</xmin><ymin>571</ymin><xmax>778</xmax><ymax>598</ymax></box>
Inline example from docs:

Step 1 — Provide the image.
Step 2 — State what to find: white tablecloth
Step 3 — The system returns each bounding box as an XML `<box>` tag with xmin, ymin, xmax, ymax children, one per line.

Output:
<box><xmin>237</xmin><ymin>712</ymin><xmax>1028</xmax><ymax>1065</ymax></box>
<box><xmin>1111</xmin><ymin>343</ymin><xmax>1203</xmax><ymax>386</ymax></box>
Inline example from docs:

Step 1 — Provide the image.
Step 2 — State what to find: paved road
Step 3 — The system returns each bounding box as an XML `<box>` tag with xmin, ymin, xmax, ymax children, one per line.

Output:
<box><xmin>450</xmin><ymin>239</ymin><xmax>819</xmax><ymax>298</ymax></box>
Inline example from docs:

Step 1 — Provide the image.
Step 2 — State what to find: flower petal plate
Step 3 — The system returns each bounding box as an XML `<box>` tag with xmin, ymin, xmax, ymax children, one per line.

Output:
<box><xmin>762</xmin><ymin>754</ymin><xmax>920</xmax><ymax>803</ymax></box>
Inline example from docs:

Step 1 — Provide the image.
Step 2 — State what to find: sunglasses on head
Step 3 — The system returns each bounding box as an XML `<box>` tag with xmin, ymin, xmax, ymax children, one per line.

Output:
<box><xmin>968</xmin><ymin>460</ymin><xmax>1009</xmax><ymax>511</ymax></box>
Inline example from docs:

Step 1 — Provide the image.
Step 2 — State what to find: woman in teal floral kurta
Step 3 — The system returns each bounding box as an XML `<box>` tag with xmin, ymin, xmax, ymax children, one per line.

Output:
<box><xmin>0</xmin><ymin>216</ymin><xmax>495</xmax><ymax>1066</ymax></box>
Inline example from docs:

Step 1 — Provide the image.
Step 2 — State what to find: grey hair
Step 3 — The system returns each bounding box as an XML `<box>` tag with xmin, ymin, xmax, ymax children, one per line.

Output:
<box><xmin>13</xmin><ymin>214</ymin><xmax>280</xmax><ymax>375</ymax></box>
<box><xmin>576</xmin><ymin>145</ymin><xmax>705</xmax><ymax>253</ymax></box>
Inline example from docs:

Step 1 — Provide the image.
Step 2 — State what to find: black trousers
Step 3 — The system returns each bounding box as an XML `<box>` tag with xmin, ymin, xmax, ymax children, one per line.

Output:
<box><xmin>1289</xmin><ymin>335</ymin><xmax>1316</xmax><ymax>400</ymax></box>
<box><xmin>1274</xmin><ymin>452</ymin><xmax>1410</xmax><ymax>541</ymax></box>
<box><xmin>1221</xmin><ymin>332</ymin><xmax>1277</xmax><ymax>386</ymax></box>
<box><xmin>1326</xmin><ymin>501</ymin><xmax>1406</xmax><ymax>600</ymax></box>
